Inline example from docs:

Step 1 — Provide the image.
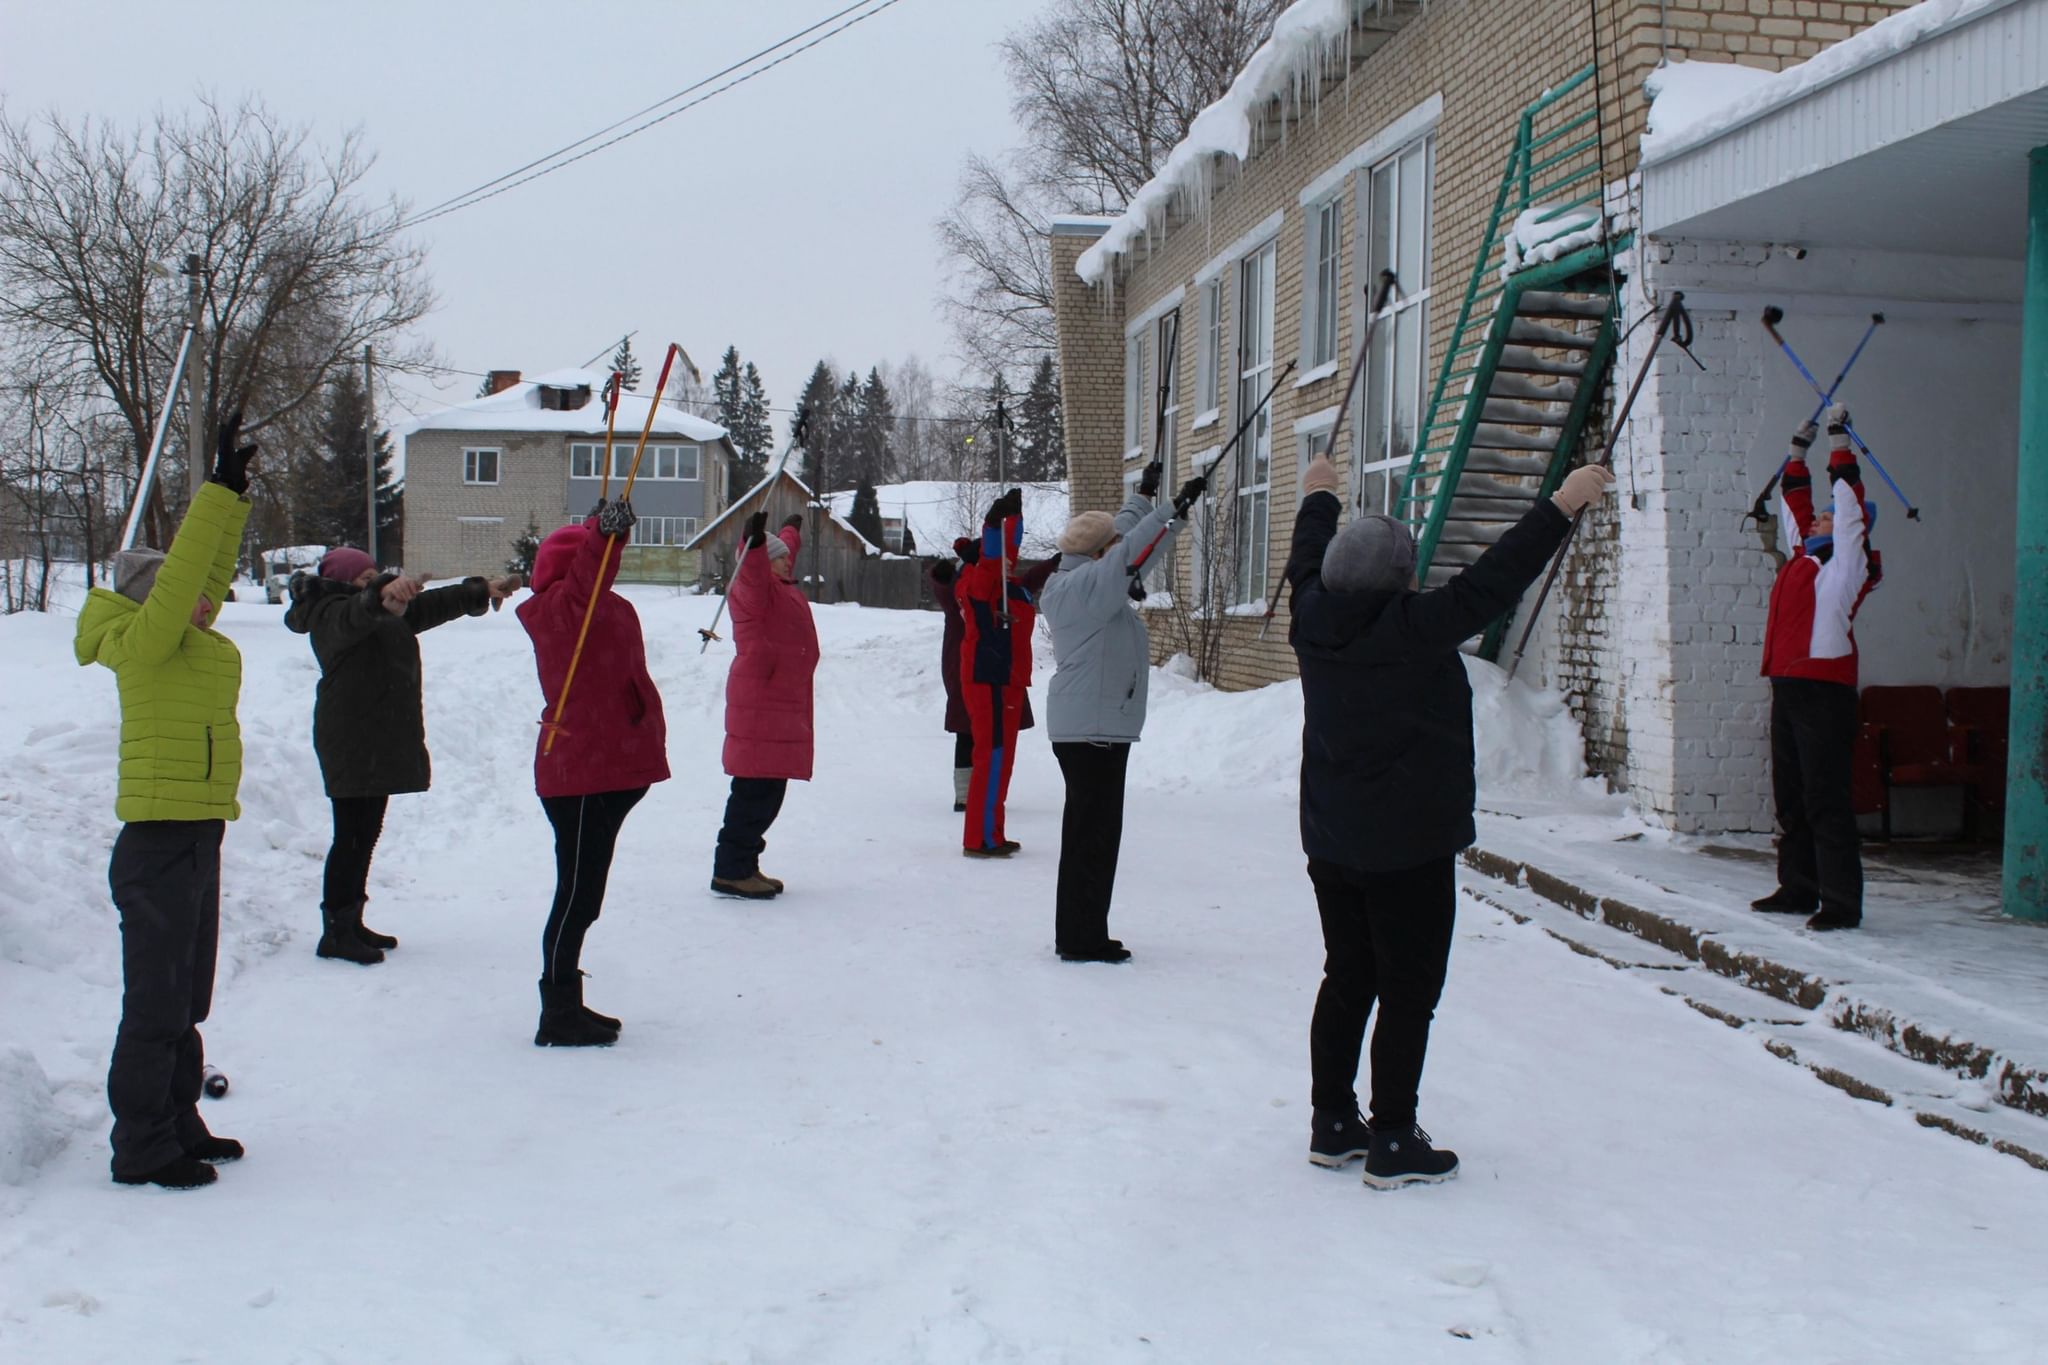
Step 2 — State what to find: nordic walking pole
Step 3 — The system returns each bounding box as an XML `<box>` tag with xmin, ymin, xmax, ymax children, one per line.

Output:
<box><xmin>596</xmin><ymin>369</ymin><xmax>625</xmax><ymax>500</ymax></box>
<box><xmin>698</xmin><ymin>409</ymin><xmax>810</xmax><ymax>652</ymax></box>
<box><xmin>1127</xmin><ymin>357</ymin><xmax>1299</xmax><ymax>575</ymax></box>
<box><xmin>1506</xmin><ymin>292</ymin><xmax>1694</xmax><ymax>682</ymax></box>
<box><xmin>1746</xmin><ymin>310</ymin><xmax>1882</xmax><ymax>525</ymax></box>
<box><xmin>120</xmin><ymin>320</ymin><xmax>197</xmax><ymax>552</ymax></box>
<box><xmin>1758</xmin><ymin>308</ymin><xmax>1918</xmax><ymax>520</ymax></box>
<box><xmin>543</xmin><ymin>343</ymin><xmax>680</xmax><ymax>756</ymax></box>
<box><xmin>1259</xmin><ymin>270</ymin><xmax>1400</xmax><ymax>639</ymax></box>
<box><xmin>1135</xmin><ymin>309</ymin><xmax>1182</xmax><ymax>598</ymax></box>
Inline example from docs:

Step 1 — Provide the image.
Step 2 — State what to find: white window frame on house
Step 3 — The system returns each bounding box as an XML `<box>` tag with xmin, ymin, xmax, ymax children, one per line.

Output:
<box><xmin>1353</xmin><ymin>129</ymin><xmax>1436</xmax><ymax>519</ymax></box>
<box><xmin>1193</xmin><ymin>276</ymin><xmax>1225</xmax><ymax>431</ymax></box>
<box><xmin>1123</xmin><ymin>332</ymin><xmax>1145</xmax><ymax>458</ymax></box>
<box><xmin>1233</xmin><ymin>237</ymin><xmax>1277</xmax><ymax>608</ymax></box>
<box><xmin>1300</xmin><ymin>194</ymin><xmax>1344</xmax><ymax>377</ymax></box>
<box><xmin>462</xmin><ymin>447</ymin><xmax>501</xmax><ymax>486</ymax></box>
<box><xmin>629</xmin><ymin>515</ymin><xmax>699</xmax><ymax>548</ymax></box>
<box><xmin>1294</xmin><ymin>405</ymin><xmax>1340</xmax><ymax>476</ymax></box>
<box><xmin>570</xmin><ymin>442</ymin><xmax>700</xmax><ymax>482</ymax></box>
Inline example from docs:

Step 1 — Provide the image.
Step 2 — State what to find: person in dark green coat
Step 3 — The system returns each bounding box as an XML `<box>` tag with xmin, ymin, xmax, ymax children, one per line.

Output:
<box><xmin>285</xmin><ymin>549</ymin><xmax>520</xmax><ymax>964</ymax></box>
<box><xmin>72</xmin><ymin>412</ymin><xmax>258</xmax><ymax>1191</ymax></box>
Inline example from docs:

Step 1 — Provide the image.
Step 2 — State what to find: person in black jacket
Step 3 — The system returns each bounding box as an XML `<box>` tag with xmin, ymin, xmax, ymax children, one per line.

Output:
<box><xmin>1287</xmin><ymin>454</ymin><xmax>1612</xmax><ymax>1188</ymax></box>
<box><xmin>285</xmin><ymin>548</ymin><xmax>520</xmax><ymax>964</ymax></box>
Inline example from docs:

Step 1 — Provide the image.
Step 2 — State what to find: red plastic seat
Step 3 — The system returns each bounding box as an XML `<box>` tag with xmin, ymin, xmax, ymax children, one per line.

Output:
<box><xmin>1859</xmin><ymin>685</ymin><xmax>1982</xmax><ymax>839</ymax></box>
<box><xmin>1945</xmin><ymin>686</ymin><xmax>2010</xmax><ymax>836</ymax></box>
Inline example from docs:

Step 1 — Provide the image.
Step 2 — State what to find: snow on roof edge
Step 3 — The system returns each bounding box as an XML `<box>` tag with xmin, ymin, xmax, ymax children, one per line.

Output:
<box><xmin>1640</xmin><ymin>0</ymin><xmax>2024</xmax><ymax>167</ymax></box>
<box><xmin>1074</xmin><ymin>0</ymin><xmax>1358</xmax><ymax>287</ymax></box>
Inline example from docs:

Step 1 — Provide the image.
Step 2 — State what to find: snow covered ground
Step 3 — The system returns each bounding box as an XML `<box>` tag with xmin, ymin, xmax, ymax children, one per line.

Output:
<box><xmin>4</xmin><ymin>591</ymin><xmax>2048</xmax><ymax>1363</ymax></box>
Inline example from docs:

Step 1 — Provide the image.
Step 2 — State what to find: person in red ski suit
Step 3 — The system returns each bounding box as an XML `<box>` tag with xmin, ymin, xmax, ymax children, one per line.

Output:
<box><xmin>958</xmin><ymin>488</ymin><xmax>1036</xmax><ymax>857</ymax></box>
<box><xmin>1752</xmin><ymin>405</ymin><xmax>1879</xmax><ymax>932</ymax></box>
<box><xmin>930</xmin><ymin>535</ymin><xmax>1054</xmax><ymax>814</ymax></box>
<box><xmin>712</xmin><ymin>512</ymin><xmax>820</xmax><ymax>900</ymax></box>
<box><xmin>516</xmin><ymin>499</ymin><xmax>670</xmax><ymax>1044</ymax></box>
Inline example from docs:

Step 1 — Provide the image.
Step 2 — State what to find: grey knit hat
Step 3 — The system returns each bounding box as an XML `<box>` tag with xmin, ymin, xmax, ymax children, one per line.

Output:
<box><xmin>114</xmin><ymin>548</ymin><xmax>167</xmax><ymax>603</ymax></box>
<box><xmin>1320</xmin><ymin>515</ymin><xmax>1415</xmax><ymax>595</ymax></box>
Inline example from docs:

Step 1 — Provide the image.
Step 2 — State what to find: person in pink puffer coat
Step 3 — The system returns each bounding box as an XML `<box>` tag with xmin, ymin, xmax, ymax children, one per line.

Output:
<box><xmin>712</xmin><ymin>511</ymin><xmax>819</xmax><ymax>899</ymax></box>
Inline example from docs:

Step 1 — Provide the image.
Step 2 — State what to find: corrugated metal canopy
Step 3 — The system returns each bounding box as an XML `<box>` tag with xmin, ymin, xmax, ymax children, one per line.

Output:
<box><xmin>1645</xmin><ymin>0</ymin><xmax>2048</xmax><ymax>260</ymax></box>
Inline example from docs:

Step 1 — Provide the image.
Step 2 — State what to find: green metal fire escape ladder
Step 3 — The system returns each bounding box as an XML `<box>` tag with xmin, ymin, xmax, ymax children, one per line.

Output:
<box><xmin>1392</xmin><ymin>62</ymin><xmax>1631</xmax><ymax>661</ymax></box>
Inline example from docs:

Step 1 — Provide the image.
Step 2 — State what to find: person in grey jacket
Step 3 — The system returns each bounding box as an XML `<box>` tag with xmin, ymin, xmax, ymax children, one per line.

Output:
<box><xmin>1037</xmin><ymin>461</ymin><xmax>1206</xmax><ymax>963</ymax></box>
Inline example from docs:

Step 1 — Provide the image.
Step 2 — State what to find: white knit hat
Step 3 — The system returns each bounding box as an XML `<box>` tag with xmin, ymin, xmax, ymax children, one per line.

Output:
<box><xmin>1059</xmin><ymin>510</ymin><xmax>1117</xmax><ymax>556</ymax></box>
<box><xmin>763</xmin><ymin>533</ymin><xmax>790</xmax><ymax>562</ymax></box>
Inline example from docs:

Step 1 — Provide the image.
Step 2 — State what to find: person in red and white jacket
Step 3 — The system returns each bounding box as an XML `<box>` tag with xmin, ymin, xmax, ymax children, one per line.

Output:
<box><xmin>1753</xmin><ymin>405</ymin><xmax>1878</xmax><ymax>931</ymax></box>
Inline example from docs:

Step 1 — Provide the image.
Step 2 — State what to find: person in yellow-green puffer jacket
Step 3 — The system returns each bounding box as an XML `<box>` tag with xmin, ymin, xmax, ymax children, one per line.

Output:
<box><xmin>72</xmin><ymin>411</ymin><xmax>259</xmax><ymax>1192</ymax></box>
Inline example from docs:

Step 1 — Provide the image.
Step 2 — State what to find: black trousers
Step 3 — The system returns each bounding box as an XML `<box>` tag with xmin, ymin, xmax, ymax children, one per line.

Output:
<box><xmin>107</xmin><ymin>820</ymin><xmax>224</xmax><ymax>1177</ymax></box>
<box><xmin>953</xmin><ymin>733</ymin><xmax>974</xmax><ymax>768</ymax></box>
<box><xmin>714</xmin><ymin>777</ymin><xmax>789</xmax><ymax>881</ymax></box>
<box><xmin>1769</xmin><ymin>678</ymin><xmax>1863</xmax><ymax>918</ymax></box>
<box><xmin>321</xmin><ymin>794</ymin><xmax>389</xmax><ymax>912</ymax></box>
<box><xmin>539</xmin><ymin>788</ymin><xmax>647</xmax><ymax>989</ymax></box>
<box><xmin>1053</xmin><ymin>741</ymin><xmax>1131</xmax><ymax>951</ymax></box>
<box><xmin>1306</xmin><ymin>856</ymin><xmax>1457</xmax><ymax>1130</ymax></box>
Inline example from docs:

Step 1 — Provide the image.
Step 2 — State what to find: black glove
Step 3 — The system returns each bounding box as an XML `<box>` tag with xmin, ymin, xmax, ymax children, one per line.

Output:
<box><xmin>1128</xmin><ymin>579</ymin><xmax>1147</xmax><ymax>602</ymax></box>
<box><xmin>1138</xmin><ymin>460</ymin><xmax>1163</xmax><ymax>498</ymax></box>
<box><xmin>210</xmin><ymin>408</ymin><xmax>258</xmax><ymax>494</ymax></box>
<box><xmin>781</xmin><ymin>514</ymin><xmax>804</xmax><ymax>531</ymax></box>
<box><xmin>596</xmin><ymin>498</ymin><xmax>637</xmax><ymax>539</ymax></box>
<box><xmin>744</xmin><ymin>510</ymin><xmax>768</xmax><ymax>550</ymax></box>
<box><xmin>1171</xmin><ymin>476</ymin><xmax>1207</xmax><ymax>518</ymax></box>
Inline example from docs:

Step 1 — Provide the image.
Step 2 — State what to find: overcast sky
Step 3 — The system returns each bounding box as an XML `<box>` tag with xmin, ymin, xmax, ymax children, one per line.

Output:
<box><xmin>0</xmin><ymin>0</ymin><xmax>1040</xmax><ymax>427</ymax></box>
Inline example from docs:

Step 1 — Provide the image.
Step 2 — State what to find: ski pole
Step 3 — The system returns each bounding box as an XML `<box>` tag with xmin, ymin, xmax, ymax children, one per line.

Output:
<box><xmin>1758</xmin><ymin>308</ymin><xmax>1919</xmax><ymax>520</ymax></box>
<box><xmin>1506</xmin><ymin>292</ymin><xmax>1692</xmax><ymax>682</ymax></box>
<box><xmin>120</xmin><ymin>319</ymin><xmax>197</xmax><ymax>552</ymax></box>
<box><xmin>596</xmin><ymin>369</ymin><xmax>625</xmax><ymax>500</ymax></box>
<box><xmin>1259</xmin><ymin>270</ymin><xmax>1400</xmax><ymax>639</ymax></box>
<box><xmin>543</xmin><ymin>343</ymin><xmax>680</xmax><ymax>756</ymax></box>
<box><xmin>698</xmin><ymin>409</ymin><xmax>810</xmax><ymax>652</ymax></box>
<box><xmin>1746</xmin><ymin>310</ymin><xmax>1882</xmax><ymax>525</ymax></box>
<box><xmin>1134</xmin><ymin>309</ymin><xmax>1182</xmax><ymax>597</ymax></box>
<box><xmin>995</xmin><ymin>398</ymin><xmax>1012</xmax><ymax>625</ymax></box>
<box><xmin>1128</xmin><ymin>358</ymin><xmax>1298</xmax><ymax>575</ymax></box>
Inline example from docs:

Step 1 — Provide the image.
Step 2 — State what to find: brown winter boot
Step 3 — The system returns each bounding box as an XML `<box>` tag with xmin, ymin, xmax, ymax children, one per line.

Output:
<box><xmin>710</xmin><ymin>874</ymin><xmax>781</xmax><ymax>900</ymax></box>
<box><xmin>316</xmin><ymin>906</ymin><xmax>384</xmax><ymax>965</ymax></box>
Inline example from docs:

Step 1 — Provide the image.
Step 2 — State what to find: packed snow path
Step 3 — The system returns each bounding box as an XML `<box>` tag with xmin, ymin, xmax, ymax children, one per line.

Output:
<box><xmin>3</xmin><ymin>593</ymin><xmax>2046</xmax><ymax>1363</ymax></box>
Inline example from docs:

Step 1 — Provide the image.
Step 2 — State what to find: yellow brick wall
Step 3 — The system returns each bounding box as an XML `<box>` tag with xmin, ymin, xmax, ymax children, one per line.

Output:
<box><xmin>1051</xmin><ymin>0</ymin><xmax>1919</xmax><ymax>693</ymax></box>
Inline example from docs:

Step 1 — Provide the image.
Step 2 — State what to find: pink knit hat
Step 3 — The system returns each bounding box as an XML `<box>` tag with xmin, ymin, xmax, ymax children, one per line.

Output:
<box><xmin>319</xmin><ymin>547</ymin><xmax>376</xmax><ymax>583</ymax></box>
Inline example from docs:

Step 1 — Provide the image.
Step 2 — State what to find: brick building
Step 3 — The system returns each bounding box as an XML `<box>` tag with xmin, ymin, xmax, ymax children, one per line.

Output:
<box><xmin>401</xmin><ymin>368</ymin><xmax>737</xmax><ymax>584</ymax></box>
<box><xmin>1051</xmin><ymin>0</ymin><xmax>2047</xmax><ymax>915</ymax></box>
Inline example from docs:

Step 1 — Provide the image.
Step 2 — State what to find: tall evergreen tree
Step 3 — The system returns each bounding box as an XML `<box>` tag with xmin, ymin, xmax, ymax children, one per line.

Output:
<box><xmin>1018</xmin><ymin>354</ymin><xmax>1066</xmax><ymax>480</ymax></box>
<box><xmin>794</xmin><ymin>361</ymin><xmax>840</xmax><ymax>490</ymax></box>
<box><xmin>847</xmin><ymin>478</ymin><xmax>886</xmax><ymax>548</ymax></box>
<box><xmin>610</xmin><ymin>335</ymin><xmax>643</xmax><ymax>392</ymax></box>
<box><xmin>830</xmin><ymin>371</ymin><xmax>863</xmax><ymax>492</ymax></box>
<box><xmin>307</xmin><ymin>368</ymin><xmax>402</xmax><ymax>560</ymax></box>
<box><xmin>854</xmin><ymin>367</ymin><xmax>897</xmax><ymax>490</ymax></box>
<box><xmin>738</xmin><ymin>362</ymin><xmax>773</xmax><ymax>475</ymax></box>
<box><xmin>981</xmin><ymin>372</ymin><xmax>1017</xmax><ymax>482</ymax></box>
<box><xmin>711</xmin><ymin>345</ymin><xmax>767</xmax><ymax>489</ymax></box>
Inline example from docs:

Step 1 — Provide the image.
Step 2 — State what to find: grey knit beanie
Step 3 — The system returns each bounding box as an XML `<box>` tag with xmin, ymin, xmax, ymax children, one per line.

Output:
<box><xmin>1320</xmin><ymin>515</ymin><xmax>1415</xmax><ymax>595</ymax></box>
<box><xmin>114</xmin><ymin>548</ymin><xmax>167</xmax><ymax>603</ymax></box>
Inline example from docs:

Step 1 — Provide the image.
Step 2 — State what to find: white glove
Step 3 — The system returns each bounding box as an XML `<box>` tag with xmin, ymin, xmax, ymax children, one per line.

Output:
<box><xmin>1551</xmin><ymin>465</ymin><xmax>1616</xmax><ymax>516</ymax></box>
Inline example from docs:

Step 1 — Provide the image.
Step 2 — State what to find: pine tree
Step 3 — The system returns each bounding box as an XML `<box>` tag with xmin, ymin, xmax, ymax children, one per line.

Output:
<box><xmin>855</xmin><ymin>367</ymin><xmax>896</xmax><ymax>490</ymax></box>
<box><xmin>794</xmin><ymin>361</ymin><xmax>841</xmax><ymax>490</ymax></box>
<box><xmin>508</xmin><ymin>514</ymin><xmax>544</xmax><ymax>577</ymax></box>
<box><xmin>738</xmin><ymin>362</ymin><xmax>773</xmax><ymax>477</ymax></box>
<box><xmin>847</xmin><ymin>479</ymin><xmax>886</xmax><ymax>548</ymax></box>
<box><xmin>831</xmin><ymin>371</ymin><xmax>863</xmax><ymax>492</ymax></box>
<box><xmin>712</xmin><ymin>346</ymin><xmax>762</xmax><ymax>488</ymax></box>
<box><xmin>309</xmin><ymin>368</ymin><xmax>403</xmax><ymax>560</ymax></box>
<box><xmin>611</xmin><ymin>335</ymin><xmax>643</xmax><ymax>392</ymax></box>
<box><xmin>1018</xmin><ymin>355</ymin><xmax>1065</xmax><ymax>481</ymax></box>
<box><xmin>475</xmin><ymin>374</ymin><xmax>494</xmax><ymax>399</ymax></box>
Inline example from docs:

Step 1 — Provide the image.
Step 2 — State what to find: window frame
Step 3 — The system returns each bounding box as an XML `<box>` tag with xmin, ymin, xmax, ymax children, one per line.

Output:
<box><xmin>1193</xmin><ymin>276</ymin><xmax>1225</xmax><ymax>430</ymax></box>
<box><xmin>570</xmin><ymin>441</ymin><xmax>702</xmax><ymax>483</ymax></box>
<box><xmin>462</xmin><ymin>447</ymin><xmax>501</xmax><ymax>486</ymax></box>
<box><xmin>1232</xmin><ymin>238</ymin><xmax>1278</xmax><ymax>607</ymax></box>
<box><xmin>1123</xmin><ymin>332</ymin><xmax>1145</xmax><ymax>458</ymax></box>
<box><xmin>1302</xmin><ymin>194</ymin><xmax>1344</xmax><ymax>370</ymax></box>
<box><xmin>1352</xmin><ymin>130</ymin><xmax>1436</xmax><ymax>518</ymax></box>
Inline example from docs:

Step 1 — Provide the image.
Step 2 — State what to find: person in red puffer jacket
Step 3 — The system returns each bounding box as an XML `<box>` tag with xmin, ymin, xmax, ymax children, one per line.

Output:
<box><xmin>958</xmin><ymin>487</ymin><xmax>1037</xmax><ymax>858</ymax></box>
<box><xmin>516</xmin><ymin>499</ymin><xmax>670</xmax><ymax>1045</ymax></box>
<box><xmin>712</xmin><ymin>511</ymin><xmax>820</xmax><ymax>900</ymax></box>
<box><xmin>929</xmin><ymin>535</ymin><xmax>1054</xmax><ymax>815</ymax></box>
<box><xmin>1753</xmin><ymin>405</ymin><xmax>1879</xmax><ymax>933</ymax></box>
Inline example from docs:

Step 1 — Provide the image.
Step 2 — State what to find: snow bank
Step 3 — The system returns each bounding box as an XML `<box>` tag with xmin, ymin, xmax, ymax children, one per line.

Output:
<box><xmin>0</xmin><ymin>1048</ymin><xmax>66</xmax><ymax>1187</ymax></box>
<box><xmin>1075</xmin><ymin>0</ymin><xmax>1358</xmax><ymax>286</ymax></box>
<box><xmin>1640</xmin><ymin>0</ymin><xmax>2016</xmax><ymax>164</ymax></box>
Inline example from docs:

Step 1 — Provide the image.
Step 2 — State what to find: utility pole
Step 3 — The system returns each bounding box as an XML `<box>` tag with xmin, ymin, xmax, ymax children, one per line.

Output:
<box><xmin>364</xmin><ymin>345</ymin><xmax>378</xmax><ymax>564</ymax></box>
<box><xmin>183</xmin><ymin>253</ymin><xmax>205</xmax><ymax>502</ymax></box>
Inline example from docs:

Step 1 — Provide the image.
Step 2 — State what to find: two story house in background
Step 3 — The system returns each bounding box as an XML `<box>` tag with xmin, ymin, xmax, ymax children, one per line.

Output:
<box><xmin>401</xmin><ymin>367</ymin><xmax>738</xmax><ymax>584</ymax></box>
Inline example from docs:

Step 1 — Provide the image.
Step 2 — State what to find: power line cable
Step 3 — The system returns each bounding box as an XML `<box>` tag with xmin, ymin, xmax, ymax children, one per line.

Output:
<box><xmin>405</xmin><ymin>0</ymin><xmax>908</xmax><ymax>229</ymax></box>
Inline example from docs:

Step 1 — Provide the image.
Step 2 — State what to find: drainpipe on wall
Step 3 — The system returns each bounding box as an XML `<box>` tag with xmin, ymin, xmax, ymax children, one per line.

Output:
<box><xmin>2005</xmin><ymin>145</ymin><xmax>2048</xmax><ymax>920</ymax></box>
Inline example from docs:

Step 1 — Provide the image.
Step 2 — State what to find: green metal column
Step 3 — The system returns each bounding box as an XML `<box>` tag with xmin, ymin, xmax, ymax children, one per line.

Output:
<box><xmin>2006</xmin><ymin>146</ymin><xmax>2048</xmax><ymax>920</ymax></box>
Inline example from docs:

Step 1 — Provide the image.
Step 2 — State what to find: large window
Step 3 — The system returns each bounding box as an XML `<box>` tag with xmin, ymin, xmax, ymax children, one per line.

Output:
<box><xmin>1194</xmin><ymin>276</ymin><xmax>1225</xmax><ymax>425</ymax></box>
<box><xmin>1234</xmin><ymin>239</ymin><xmax>1277</xmax><ymax>606</ymax></box>
<box><xmin>1354</xmin><ymin>132</ymin><xmax>1435</xmax><ymax>518</ymax></box>
<box><xmin>462</xmin><ymin>448</ymin><xmax>501</xmax><ymax>486</ymax></box>
<box><xmin>570</xmin><ymin>442</ymin><xmax>701</xmax><ymax>482</ymax></box>
<box><xmin>1304</xmin><ymin>195</ymin><xmax>1343</xmax><ymax>369</ymax></box>
<box><xmin>1148</xmin><ymin>309</ymin><xmax>1181</xmax><ymax>589</ymax></box>
<box><xmin>629</xmin><ymin>515</ymin><xmax>699</xmax><ymax>547</ymax></box>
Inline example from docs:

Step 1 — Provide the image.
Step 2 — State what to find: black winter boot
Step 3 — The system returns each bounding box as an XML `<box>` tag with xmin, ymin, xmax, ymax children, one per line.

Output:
<box><xmin>575</xmin><ymin>971</ymin><xmax>622</xmax><ymax>1033</ymax></box>
<box><xmin>1307</xmin><ymin>1106</ymin><xmax>1371</xmax><ymax>1168</ymax></box>
<box><xmin>186</xmin><ymin>1134</ymin><xmax>244</xmax><ymax>1164</ymax></box>
<box><xmin>114</xmin><ymin>1155</ymin><xmax>217</xmax><ymax>1189</ymax></box>
<box><xmin>351</xmin><ymin>900</ymin><xmax>398</xmax><ymax>951</ymax></box>
<box><xmin>1751</xmin><ymin>888</ymin><xmax>1814</xmax><ymax>914</ymax></box>
<box><xmin>534</xmin><ymin>978</ymin><xmax>618</xmax><ymax>1048</ymax></box>
<box><xmin>317</xmin><ymin>906</ymin><xmax>384</xmax><ymax>965</ymax></box>
<box><xmin>1362</xmin><ymin>1124</ymin><xmax>1460</xmax><ymax>1189</ymax></box>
